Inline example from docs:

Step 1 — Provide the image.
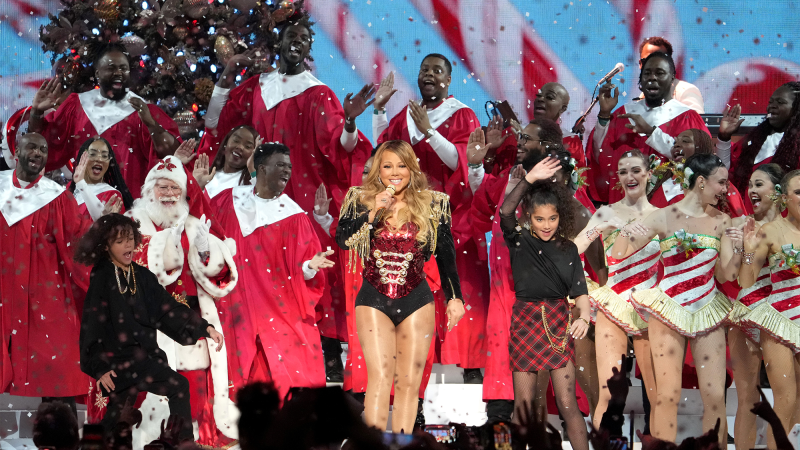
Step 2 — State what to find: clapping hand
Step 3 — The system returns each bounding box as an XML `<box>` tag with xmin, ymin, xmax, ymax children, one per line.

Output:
<box><xmin>343</xmin><ymin>84</ymin><xmax>377</xmax><ymax>123</ymax></box>
<box><xmin>408</xmin><ymin>100</ymin><xmax>433</xmax><ymax>135</ymax></box>
<box><xmin>128</xmin><ymin>97</ymin><xmax>156</xmax><ymax>128</ymax></box>
<box><xmin>102</xmin><ymin>195</ymin><xmax>123</xmax><ymax>216</ymax></box>
<box><xmin>72</xmin><ymin>151</ymin><xmax>89</xmax><ymax>184</ymax></box>
<box><xmin>194</xmin><ymin>214</ymin><xmax>211</xmax><ymax>254</ymax></box>
<box><xmin>485</xmin><ymin>116</ymin><xmax>506</xmax><ymax>149</ymax></box>
<box><xmin>192</xmin><ymin>154</ymin><xmax>217</xmax><ymax>190</ymax></box>
<box><xmin>373</xmin><ymin>71</ymin><xmax>398</xmax><ymax>110</ymax></box>
<box><xmin>314</xmin><ymin>184</ymin><xmax>331</xmax><ymax>216</ymax></box>
<box><xmin>466</xmin><ymin>127</ymin><xmax>488</xmax><ymax>165</ymax></box>
<box><xmin>718</xmin><ymin>104</ymin><xmax>744</xmax><ymax>142</ymax></box>
<box><xmin>174</xmin><ymin>138</ymin><xmax>197</xmax><ymax>166</ymax></box>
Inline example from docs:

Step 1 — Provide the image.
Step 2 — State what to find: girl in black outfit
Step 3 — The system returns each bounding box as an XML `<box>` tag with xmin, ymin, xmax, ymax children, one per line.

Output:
<box><xmin>499</xmin><ymin>157</ymin><xmax>591</xmax><ymax>450</ymax></box>
<box><xmin>75</xmin><ymin>214</ymin><xmax>224</xmax><ymax>440</ymax></box>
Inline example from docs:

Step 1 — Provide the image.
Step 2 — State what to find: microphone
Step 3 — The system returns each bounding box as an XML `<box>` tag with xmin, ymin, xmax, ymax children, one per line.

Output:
<box><xmin>597</xmin><ymin>62</ymin><xmax>625</xmax><ymax>86</ymax></box>
<box><xmin>375</xmin><ymin>185</ymin><xmax>396</xmax><ymax>222</ymax></box>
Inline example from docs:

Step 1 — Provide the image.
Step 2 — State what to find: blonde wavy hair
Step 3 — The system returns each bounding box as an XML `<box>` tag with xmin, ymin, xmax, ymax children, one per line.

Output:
<box><xmin>359</xmin><ymin>140</ymin><xmax>434</xmax><ymax>245</ymax></box>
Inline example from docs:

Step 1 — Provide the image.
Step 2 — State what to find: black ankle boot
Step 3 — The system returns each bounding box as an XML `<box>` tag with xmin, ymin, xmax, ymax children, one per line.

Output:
<box><xmin>485</xmin><ymin>399</ymin><xmax>514</xmax><ymax>424</ymax></box>
<box><xmin>414</xmin><ymin>400</ymin><xmax>426</xmax><ymax>431</ymax></box>
<box><xmin>320</xmin><ymin>336</ymin><xmax>344</xmax><ymax>382</ymax></box>
<box><xmin>463</xmin><ymin>368</ymin><xmax>484</xmax><ymax>384</ymax></box>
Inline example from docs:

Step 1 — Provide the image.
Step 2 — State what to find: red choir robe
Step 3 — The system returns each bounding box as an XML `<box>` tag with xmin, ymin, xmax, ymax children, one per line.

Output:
<box><xmin>726</xmin><ymin>133</ymin><xmax>786</xmax><ymax>215</ymax></box>
<box><xmin>488</xmin><ymin>130</ymin><xmax>586</xmax><ymax>177</ymax></box>
<box><xmin>471</xmin><ymin>170</ymin><xmax>590</xmax><ymax>414</ymax></box>
<box><xmin>91</xmin><ymin>207</ymin><xmax>239</xmax><ymax>447</ymax></box>
<box><xmin>37</xmin><ymin>90</ymin><xmax>180</xmax><ymax>198</ymax></box>
<box><xmin>587</xmin><ymin>99</ymin><xmax>709</xmax><ymax>204</ymax></box>
<box><xmin>199</xmin><ymin>70</ymin><xmax>372</xmax><ymax>342</ymax></box>
<box><xmin>0</xmin><ymin>171</ymin><xmax>92</xmax><ymax>397</ymax></box>
<box><xmin>378</xmin><ymin>97</ymin><xmax>488</xmax><ymax>368</ymax></box>
<box><xmin>212</xmin><ymin>187</ymin><xmax>327</xmax><ymax>400</ymax></box>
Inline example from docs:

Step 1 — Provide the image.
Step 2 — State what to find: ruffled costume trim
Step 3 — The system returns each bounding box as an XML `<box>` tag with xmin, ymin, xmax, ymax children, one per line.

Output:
<box><xmin>741</xmin><ymin>303</ymin><xmax>800</xmax><ymax>354</ymax></box>
<box><xmin>590</xmin><ymin>285</ymin><xmax>648</xmax><ymax>335</ymax></box>
<box><xmin>631</xmin><ymin>288</ymin><xmax>731</xmax><ymax>337</ymax></box>
<box><xmin>727</xmin><ymin>301</ymin><xmax>761</xmax><ymax>343</ymax></box>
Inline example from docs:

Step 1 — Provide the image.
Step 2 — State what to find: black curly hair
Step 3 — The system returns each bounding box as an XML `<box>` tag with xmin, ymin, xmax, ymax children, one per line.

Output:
<box><xmin>732</xmin><ymin>82</ymin><xmax>800</xmax><ymax>195</ymax></box>
<box><xmin>521</xmin><ymin>178</ymin><xmax>578</xmax><ymax>241</ymax></box>
<box><xmin>89</xmin><ymin>41</ymin><xmax>129</xmax><ymax>68</ymax></box>
<box><xmin>74</xmin><ymin>213</ymin><xmax>142</xmax><ymax>267</ymax></box>
<box><xmin>69</xmin><ymin>137</ymin><xmax>135</xmax><ymax>210</ymax></box>
<box><xmin>276</xmin><ymin>11</ymin><xmax>315</xmax><ymax>66</ymax></box>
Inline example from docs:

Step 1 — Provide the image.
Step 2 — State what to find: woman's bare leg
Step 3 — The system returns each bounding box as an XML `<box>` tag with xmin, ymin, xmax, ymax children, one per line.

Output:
<box><xmin>593</xmin><ymin>311</ymin><xmax>630</xmax><ymax>428</ymax></box>
<box><xmin>648</xmin><ymin>318</ymin><xmax>686</xmax><ymax>442</ymax></box>
<box><xmin>633</xmin><ymin>333</ymin><xmax>657</xmax><ymax>432</ymax></box>
<box><xmin>728</xmin><ymin>327</ymin><xmax>762</xmax><ymax>450</ymax></box>
<box><xmin>690</xmin><ymin>326</ymin><xmax>728</xmax><ymax>447</ymax></box>
<box><xmin>551</xmin><ymin>362</ymin><xmax>589</xmax><ymax>450</ymax></box>
<box><xmin>356</xmin><ymin>305</ymin><xmax>397</xmax><ymax>431</ymax></box>
<box><xmin>392</xmin><ymin>302</ymin><xmax>435</xmax><ymax>434</ymax></box>
<box><xmin>761</xmin><ymin>334</ymin><xmax>798</xmax><ymax>449</ymax></box>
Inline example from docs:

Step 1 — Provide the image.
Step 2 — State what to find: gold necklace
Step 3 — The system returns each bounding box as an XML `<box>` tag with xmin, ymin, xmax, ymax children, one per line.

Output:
<box><xmin>541</xmin><ymin>304</ymin><xmax>571</xmax><ymax>353</ymax></box>
<box><xmin>114</xmin><ymin>264</ymin><xmax>137</xmax><ymax>295</ymax></box>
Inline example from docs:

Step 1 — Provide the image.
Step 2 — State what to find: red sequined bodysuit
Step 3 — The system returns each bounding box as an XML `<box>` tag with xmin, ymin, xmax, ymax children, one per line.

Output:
<box><xmin>363</xmin><ymin>224</ymin><xmax>426</xmax><ymax>299</ymax></box>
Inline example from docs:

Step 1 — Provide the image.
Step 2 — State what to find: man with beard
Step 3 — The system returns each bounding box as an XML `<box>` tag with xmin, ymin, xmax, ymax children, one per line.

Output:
<box><xmin>468</xmin><ymin>120</ymin><xmax>604</xmax><ymax>423</ymax></box>
<box><xmin>211</xmin><ymin>143</ymin><xmax>336</xmax><ymax>400</ymax></box>
<box><xmin>28</xmin><ymin>43</ymin><xmax>181</xmax><ymax>198</ymax></box>
<box><xmin>199</xmin><ymin>16</ymin><xmax>374</xmax><ymax>369</ymax></box>
<box><xmin>0</xmin><ymin>132</ymin><xmax>92</xmax><ymax>413</ymax></box>
<box><xmin>371</xmin><ymin>55</ymin><xmax>487</xmax><ymax>383</ymax></box>
<box><xmin>587</xmin><ymin>51</ymin><xmax>709</xmax><ymax>204</ymax></box>
<box><xmin>115</xmin><ymin>155</ymin><xmax>239</xmax><ymax>447</ymax></box>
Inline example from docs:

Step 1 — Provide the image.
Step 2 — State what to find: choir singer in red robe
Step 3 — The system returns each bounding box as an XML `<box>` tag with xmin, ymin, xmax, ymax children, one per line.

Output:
<box><xmin>587</xmin><ymin>52</ymin><xmax>710</xmax><ymax>204</ymax></box>
<box><xmin>211</xmin><ymin>142</ymin><xmax>337</xmax><ymax>399</ymax></box>
<box><xmin>28</xmin><ymin>43</ymin><xmax>181</xmax><ymax>198</ymax></box>
<box><xmin>0</xmin><ymin>132</ymin><xmax>93</xmax><ymax>413</ymax></box>
<box><xmin>372</xmin><ymin>55</ymin><xmax>487</xmax><ymax>382</ymax></box>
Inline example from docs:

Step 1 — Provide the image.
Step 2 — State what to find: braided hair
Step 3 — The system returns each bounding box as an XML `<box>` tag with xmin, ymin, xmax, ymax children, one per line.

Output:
<box><xmin>732</xmin><ymin>82</ymin><xmax>800</xmax><ymax>194</ymax></box>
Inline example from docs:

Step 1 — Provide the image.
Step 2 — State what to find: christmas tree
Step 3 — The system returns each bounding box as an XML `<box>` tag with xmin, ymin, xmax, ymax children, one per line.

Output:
<box><xmin>39</xmin><ymin>0</ymin><xmax>308</xmax><ymax>136</ymax></box>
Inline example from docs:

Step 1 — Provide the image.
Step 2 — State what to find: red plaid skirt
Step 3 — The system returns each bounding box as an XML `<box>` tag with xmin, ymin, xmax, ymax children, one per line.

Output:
<box><xmin>509</xmin><ymin>298</ymin><xmax>574</xmax><ymax>372</ymax></box>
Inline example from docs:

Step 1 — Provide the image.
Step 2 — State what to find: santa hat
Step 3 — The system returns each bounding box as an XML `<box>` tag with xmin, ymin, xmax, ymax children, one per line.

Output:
<box><xmin>145</xmin><ymin>155</ymin><xmax>188</xmax><ymax>190</ymax></box>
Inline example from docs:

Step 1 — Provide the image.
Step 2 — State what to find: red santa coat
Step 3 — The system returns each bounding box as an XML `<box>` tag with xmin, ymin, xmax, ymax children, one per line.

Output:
<box><xmin>199</xmin><ymin>71</ymin><xmax>370</xmax><ymax>341</ymax></box>
<box><xmin>212</xmin><ymin>187</ymin><xmax>327</xmax><ymax>399</ymax></box>
<box><xmin>378</xmin><ymin>98</ymin><xmax>488</xmax><ymax>368</ymax></box>
<box><xmin>38</xmin><ymin>90</ymin><xmax>180</xmax><ymax>198</ymax></box>
<box><xmin>122</xmin><ymin>208</ymin><xmax>239</xmax><ymax>447</ymax></box>
<box><xmin>0</xmin><ymin>171</ymin><xmax>92</xmax><ymax>397</ymax></box>
<box><xmin>587</xmin><ymin>100</ymin><xmax>710</xmax><ymax>203</ymax></box>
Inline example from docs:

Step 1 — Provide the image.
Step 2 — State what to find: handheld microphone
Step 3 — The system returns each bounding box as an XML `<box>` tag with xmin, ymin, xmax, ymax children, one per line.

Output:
<box><xmin>597</xmin><ymin>62</ymin><xmax>625</xmax><ymax>86</ymax></box>
<box><xmin>375</xmin><ymin>185</ymin><xmax>396</xmax><ymax>222</ymax></box>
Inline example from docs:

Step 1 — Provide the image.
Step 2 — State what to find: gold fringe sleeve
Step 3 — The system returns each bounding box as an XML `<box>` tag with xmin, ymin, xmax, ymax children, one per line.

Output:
<box><xmin>741</xmin><ymin>303</ymin><xmax>800</xmax><ymax>353</ymax></box>
<box><xmin>340</xmin><ymin>186</ymin><xmax>364</xmax><ymax>220</ymax></box>
<box><xmin>631</xmin><ymin>288</ymin><xmax>731</xmax><ymax>337</ymax></box>
<box><xmin>590</xmin><ymin>285</ymin><xmax>648</xmax><ymax>335</ymax></box>
<box><xmin>339</xmin><ymin>186</ymin><xmax>371</xmax><ymax>273</ymax></box>
<box><xmin>428</xmin><ymin>190</ymin><xmax>452</xmax><ymax>252</ymax></box>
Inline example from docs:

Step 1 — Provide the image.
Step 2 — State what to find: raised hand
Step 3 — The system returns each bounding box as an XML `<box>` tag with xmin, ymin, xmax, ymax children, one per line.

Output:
<box><xmin>72</xmin><ymin>151</ymin><xmax>90</xmax><ymax>184</ymax></box>
<box><xmin>128</xmin><ymin>97</ymin><xmax>156</xmax><ymax>128</ymax></box>
<box><xmin>718</xmin><ymin>104</ymin><xmax>744</xmax><ymax>142</ymax></box>
<box><xmin>218</xmin><ymin>49</ymin><xmax>256</xmax><ymax>88</ymax></box>
<box><xmin>598</xmin><ymin>81</ymin><xmax>619</xmax><ymax>116</ymax></box>
<box><xmin>159</xmin><ymin>415</ymin><xmax>185</xmax><ymax>446</ymax></box>
<box><xmin>309</xmin><ymin>249</ymin><xmax>336</xmax><ymax>271</ymax></box>
<box><xmin>102</xmin><ymin>195</ymin><xmax>123</xmax><ymax>216</ymax></box>
<box><xmin>314</xmin><ymin>184</ymin><xmax>331</xmax><ymax>216</ymax></box>
<box><xmin>466</xmin><ymin>127</ymin><xmax>488</xmax><ymax>164</ymax></box>
<box><xmin>32</xmin><ymin>78</ymin><xmax>64</xmax><ymax>113</ymax></box>
<box><xmin>525</xmin><ymin>156</ymin><xmax>561</xmax><ymax>183</ymax></box>
<box><xmin>485</xmin><ymin>115</ymin><xmax>506</xmax><ymax>149</ymax></box>
<box><xmin>373</xmin><ymin>71</ymin><xmax>398</xmax><ymax>110</ymax></box>
<box><xmin>173</xmin><ymin>138</ymin><xmax>197</xmax><ymax>166</ymax></box>
<box><xmin>408</xmin><ymin>100</ymin><xmax>433</xmax><ymax>135</ymax></box>
<box><xmin>606</xmin><ymin>355</ymin><xmax>630</xmax><ymax>402</ymax></box>
<box><xmin>618</xmin><ymin>113</ymin><xmax>655</xmax><ymax>135</ymax></box>
<box><xmin>192</xmin><ymin>153</ymin><xmax>217</xmax><ymax>190</ymax></box>
<box><xmin>445</xmin><ymin>299</ymin><xmax>465</xmax><ymax>331</ymax></box>
<box><xmin>194</xmin><ymin>214</ymin><xmax>211</xmax><ymax>254</ymax></box>
<box><xmin>742</xmin><ymin>216</ymin><xmax>759</xmax><ymax>249</ymax></box>
<box><xmin>343</xmin><ymin>84</ymin><xmax>377</xmax><ymax>121</ymax></box>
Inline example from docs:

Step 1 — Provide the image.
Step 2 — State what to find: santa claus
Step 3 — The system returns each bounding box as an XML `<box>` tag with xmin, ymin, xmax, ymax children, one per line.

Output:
<box><xmin>117</xmin><ymin>155</ymin><xmax>239</xmax><ymax>447</ymax></box>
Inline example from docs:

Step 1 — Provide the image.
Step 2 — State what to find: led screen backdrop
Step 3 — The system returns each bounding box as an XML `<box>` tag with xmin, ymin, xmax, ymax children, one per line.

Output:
<box><xmin>1</xmin><ymin>0</ymin><xmax>799</xmax><ymax>140</ymax></box>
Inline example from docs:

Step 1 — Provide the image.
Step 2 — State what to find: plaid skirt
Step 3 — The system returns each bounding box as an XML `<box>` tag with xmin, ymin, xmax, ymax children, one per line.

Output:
<box><xmin>509</xmin><ymin>298</ymin><xmax>574</xmax><ymax>372</ymax></box>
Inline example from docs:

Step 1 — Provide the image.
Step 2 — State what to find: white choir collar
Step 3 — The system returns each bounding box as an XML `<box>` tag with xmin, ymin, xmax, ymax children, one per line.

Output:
<box><xmin>406</xmin><ymin>97</ymin><xmax>468</xmax><ymax>145</ymax></box>
<box><xmin>78</xmin><ymin>89</ymin><xmax>142</xmax><ymax>135</ymax></box>
<box><xmin>661</xmin><ymin>177</ymin><xmax>684</xmax><ymax>202</ymax></box>
<box><xmin>0</xmin><ymin>171</ymin><xmax>65</xmax><ymax>226</ymax></box>
<box><xmin>259</xmin><ymin>70</ymin><xmax>325</xmax><ymax>111</ymax></box>
<box><xmin>755</xmin><ymin>132</ymin><xmax>784</xmax><ymax>164</ymax></box>
<box><xmin>231</xmin><ymin>185</ymin><xmax>304</xmax><ymax>237</ymax></box>
<box><xmin>74</xmin><ymin>181</ymin><xmax>116</xmax><ymax>206</ymax></box>
<box><xmin>624</xmin><ymin>98</ymin><xmax>691</xmax><ymax>128</ymax></box>
<box><xmin>205</xmin><ymin>170</ymin><xmax>246</xmax><ymax>199</ymax></box>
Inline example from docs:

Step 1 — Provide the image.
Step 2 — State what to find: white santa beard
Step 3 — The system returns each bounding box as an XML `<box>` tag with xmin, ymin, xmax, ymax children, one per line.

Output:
<box><xmin>143</xmin><ymin>198</ymin><xmax>189</xmax><ymax>228</ymax></box>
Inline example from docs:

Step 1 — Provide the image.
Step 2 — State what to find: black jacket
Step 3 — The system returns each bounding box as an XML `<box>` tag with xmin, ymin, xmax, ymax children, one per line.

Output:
<box><xmin>79</xmin><ymin>259</ymin><xmax>211</xmax><ymax>391</ymax></box>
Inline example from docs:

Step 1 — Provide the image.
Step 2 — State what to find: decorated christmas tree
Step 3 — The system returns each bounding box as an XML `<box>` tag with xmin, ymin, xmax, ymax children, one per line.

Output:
<box><xmin>38</xmin><ymin>0</ymin><xmax>308</xmax><ymax>136</ymax></box>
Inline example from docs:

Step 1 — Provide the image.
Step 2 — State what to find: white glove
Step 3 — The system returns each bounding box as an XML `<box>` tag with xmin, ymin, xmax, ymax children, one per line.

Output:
<box><xmin>195</xmin><ymin>214</ymin><xmax>211</xmax><ymax>254</ymax></box>
<box><xmin>169</xmin><ymin>222</ymin><xmax>185</xmax><ymax>249</ymax></box>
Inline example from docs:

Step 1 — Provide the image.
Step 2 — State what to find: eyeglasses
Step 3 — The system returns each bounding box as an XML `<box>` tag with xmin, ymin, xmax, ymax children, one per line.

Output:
<box><xmin>518</xmin><ymin>134</ymin><xmax>551</xmax><ymax>146</ymax></box>
<box><xmin>155</xmin><ymin>185</ymin><xmax>182</xmax><ymax>195</ymax></box>
<box><xmin>87</xmin><ymin>150</ymin><xmax>110</xmax><ymax>161</ymax></box>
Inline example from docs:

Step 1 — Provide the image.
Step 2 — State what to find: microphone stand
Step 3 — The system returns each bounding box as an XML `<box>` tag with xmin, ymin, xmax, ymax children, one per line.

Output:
<box><xmin>572</xmin><ymin>95</ymin><xmax>599</xmax><ymax>139</ymax></box>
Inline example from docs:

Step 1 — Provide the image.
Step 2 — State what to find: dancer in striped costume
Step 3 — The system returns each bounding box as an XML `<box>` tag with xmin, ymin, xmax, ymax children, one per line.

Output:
<box><xmin>740</xmin><ymin>168</ymin><xmax>800</xmax><ymax>448</ymax></box>
<box><xmin>573</xmin><ymin>149</ymin><xmax>661</xmax><ymax>429</ymax></box>
<box><xmin>727</xmin><ymin>164</ymin><xmax>784</xmax><ymax>450</ymax></box>
<box><xmin>610</xmin><ymin>154</ymin><xmax>740</xmax><ymax>446</ymax></box>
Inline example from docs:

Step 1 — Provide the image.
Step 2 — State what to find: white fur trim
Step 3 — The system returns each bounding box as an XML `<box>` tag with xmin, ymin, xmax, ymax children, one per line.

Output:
<box><xmin>144</xmin><ymin>155</ymin><xmax>188</xmax><ymax>189</ymax></box>
<box><xmin>188</xmin><ymin>237</ymin><xmax>239</xmax><ymax>298</ymax></box>
<box><xmin>147</xmin><ymin>229</ymin><xmax>183</xmax><ymax>286</ymax></box>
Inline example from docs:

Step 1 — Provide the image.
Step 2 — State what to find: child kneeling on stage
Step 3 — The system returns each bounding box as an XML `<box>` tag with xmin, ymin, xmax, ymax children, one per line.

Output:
<box><xmin>76</xmin><ymin>213</ymin><xmax>224</xmax><ymax>441</ymax></box>
<box><xmin>499</xmin><ymin>156</ymin><xmax>592</xmax><ymax>450</ymax></box>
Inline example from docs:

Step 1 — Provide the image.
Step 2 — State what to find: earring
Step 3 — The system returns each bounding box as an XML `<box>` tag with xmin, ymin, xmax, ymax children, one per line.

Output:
<box><xmin>700</xmin><ymin>184</ymin><xmax>705</xmax><ymax>190</ymax></box>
